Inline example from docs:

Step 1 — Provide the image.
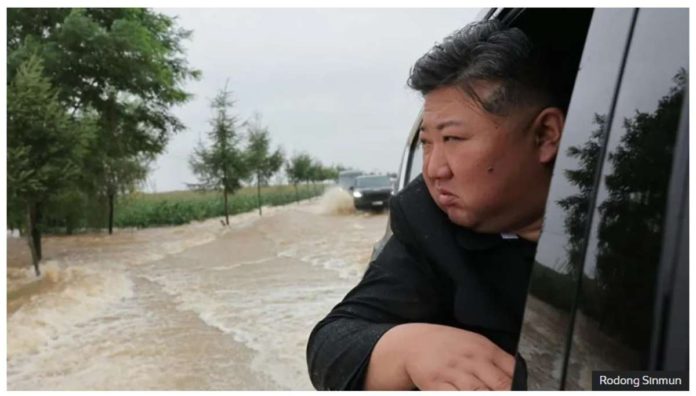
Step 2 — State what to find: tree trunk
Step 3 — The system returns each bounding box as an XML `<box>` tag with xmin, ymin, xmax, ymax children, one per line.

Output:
<box><xmin>26</xmin><ymin>203</ymin><xmax>41</xmax><ymax>277</ymax></box>
<box><xmin>256</xmin><ymin>174</ymin><xmax>262</xmax><ymax>216</ymax></box>
<box><xmin>294</xmin><ymin>183</ymin><xmax>299</xmax><ymax>204</ymax></box>
<box><xmin>223</xmin><ymin>188</ymin><xmax>230</xmax><ymax>225</ymax></box>
<box><xmin>32</xmin><ymin>203</ymin><xmax>43</xmax><ymax>260</ymax></box>
<box><xmin>108</xmin><ymin>193</ymin><xmax>115</xmax><ymax>235</ymax></box>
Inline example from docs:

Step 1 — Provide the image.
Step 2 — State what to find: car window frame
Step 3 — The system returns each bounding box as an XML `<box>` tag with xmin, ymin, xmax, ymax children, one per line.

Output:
<box><xmin>561</xmin><ymin>8</ymin><xmax>689</xmax><ymax>388</ymax></box>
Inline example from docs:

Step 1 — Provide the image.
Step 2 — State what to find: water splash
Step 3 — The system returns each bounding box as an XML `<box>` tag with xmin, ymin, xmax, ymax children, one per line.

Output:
<box><xmin>316</xmin><ymin>187</ymin><xmax>355</xmax><ymax>215</ymax></box>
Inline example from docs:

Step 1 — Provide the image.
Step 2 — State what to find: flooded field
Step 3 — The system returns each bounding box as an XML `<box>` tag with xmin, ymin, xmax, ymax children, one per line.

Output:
<box><xmin>7</xmin><ymin>188</ymin><xmax>389</xmax><ymax>390</ymax></box>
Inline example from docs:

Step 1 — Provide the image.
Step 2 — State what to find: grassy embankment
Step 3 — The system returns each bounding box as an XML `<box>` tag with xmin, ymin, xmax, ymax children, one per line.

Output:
<box><xmin>114</xmin><ymin>184</ymin><xmax>326</xmax><ymax>228</ymax></box>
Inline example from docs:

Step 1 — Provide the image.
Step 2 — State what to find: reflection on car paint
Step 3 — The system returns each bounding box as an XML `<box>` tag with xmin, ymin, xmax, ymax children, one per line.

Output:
<box><xmin>518</xmin><ymin>8</ymin><xmax>634</xmax><ymax>390</ymax></box>
<box><xmin>564</xmin><ymin>8</ymin><xmax>688</xmax><ymax>389</ymax></box>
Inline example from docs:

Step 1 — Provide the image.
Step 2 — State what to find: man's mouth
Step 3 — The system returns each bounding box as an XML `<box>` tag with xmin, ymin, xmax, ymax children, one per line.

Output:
<box><xmin>436</xmin><ymin>189</ymin><xmax>457</xmax><ymax>206</ymax></box>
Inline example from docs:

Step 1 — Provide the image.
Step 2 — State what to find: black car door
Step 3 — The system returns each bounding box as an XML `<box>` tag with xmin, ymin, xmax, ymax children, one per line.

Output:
<box><xmin>516</xmin><ymin>8</ymin><xmax>689</xmax><ymax>390</ymax></box>
<box><xmin>560</xmin><ymin>8</ymin><xmax>688</xmax><ymax>390</ymax></box>
<box><xmin>514</xmin><ymin>8</ymin><xmax>635</xmax><ymax>390</ymax></box>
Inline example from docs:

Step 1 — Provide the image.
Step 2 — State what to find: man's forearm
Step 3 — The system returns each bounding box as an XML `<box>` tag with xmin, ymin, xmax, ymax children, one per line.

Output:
<box><xmin>307</xmin><ymin>317</ymin><xmax>397</xmax><ymax>390</ymax></box>
<box><xmin>363</xmin><ymin>324</ymin><xmax>418</xmax><ymax>390</ymax></box>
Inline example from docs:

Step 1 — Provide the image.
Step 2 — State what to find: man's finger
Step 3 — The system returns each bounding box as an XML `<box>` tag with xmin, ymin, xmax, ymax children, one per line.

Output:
<box><xmin>469</xmin><ymin>360</ymin><xmax>512</xmax><ymax>391</ymax></box>
<box><xmin>492</xmin><ymin>350</ymin><xmax>516</xmax><ymax>378</ymax></box>
<box><xmin>427</xmin><ymin>381</ymin><xmax>459</xmax><ymax>391</ymax></box>
<box><xmin>450</xmin><ymin>372</ymin><xmax>490</xmax><ymax>391</ymax></box>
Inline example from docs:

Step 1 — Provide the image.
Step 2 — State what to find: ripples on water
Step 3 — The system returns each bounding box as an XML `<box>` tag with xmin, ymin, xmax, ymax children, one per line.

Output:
<box><xmin>6</xmin><ymin>188</ymin><xmax>389</xmax><ymax>390</ymax></box>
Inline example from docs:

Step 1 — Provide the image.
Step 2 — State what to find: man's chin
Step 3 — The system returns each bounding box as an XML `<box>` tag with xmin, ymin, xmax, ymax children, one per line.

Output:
<box><xmin>431</xmin><ymin>196</ymin><xmax>483</xmax><ymax>230</ymax></box>
<box><xmin>444</xmin><ymin>207</ymin><xmax>477</xmax><ymax>230</ymax></box>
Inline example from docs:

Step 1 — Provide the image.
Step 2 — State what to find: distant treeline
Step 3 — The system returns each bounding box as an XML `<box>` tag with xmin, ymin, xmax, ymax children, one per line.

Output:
<box><xmin>29</xmin><ymin>184</ymin><xmax>325</xmax><ymax>232</ymax></box>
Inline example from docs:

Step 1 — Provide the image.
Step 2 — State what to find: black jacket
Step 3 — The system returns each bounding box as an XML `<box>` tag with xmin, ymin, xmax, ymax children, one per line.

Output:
<box><xmin>307</xmin><ymin>176</ymin><xmax>537</xmax><ymax>390</ymax></box>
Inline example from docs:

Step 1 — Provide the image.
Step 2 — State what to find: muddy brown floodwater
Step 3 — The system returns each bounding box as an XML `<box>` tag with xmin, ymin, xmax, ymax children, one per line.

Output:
<box><xmin>7</xmin><ymin>188</ymin><xmax>389</xmax><ymax>390</ymax></box>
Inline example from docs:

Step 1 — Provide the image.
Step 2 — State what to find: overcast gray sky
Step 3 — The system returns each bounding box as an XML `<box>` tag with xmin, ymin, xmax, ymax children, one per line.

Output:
<box><xmin>147</xmin><ymin>8</ymin><xmax>481</xmax><ymax>192</ymax></box>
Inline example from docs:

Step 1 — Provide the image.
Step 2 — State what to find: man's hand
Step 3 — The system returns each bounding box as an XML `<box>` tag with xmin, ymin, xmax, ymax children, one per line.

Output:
<box><xmin>364</xmin><ymin>323</ymin><xmax>515</xmax><ymax>390</ymax></box>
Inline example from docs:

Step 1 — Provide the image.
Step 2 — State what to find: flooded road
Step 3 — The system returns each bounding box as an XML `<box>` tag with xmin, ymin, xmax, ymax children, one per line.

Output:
<box><xmin>7</xmin><ymin>188</ymin><xmax>389</xmax><ymax>390</ymax></box>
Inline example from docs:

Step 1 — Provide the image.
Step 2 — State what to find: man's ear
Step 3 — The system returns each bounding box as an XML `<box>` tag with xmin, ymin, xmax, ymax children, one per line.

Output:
<box><xmin>533</xmin><ymin>107</ymin><xmax>565</xmax><ymax>164</ymax></box>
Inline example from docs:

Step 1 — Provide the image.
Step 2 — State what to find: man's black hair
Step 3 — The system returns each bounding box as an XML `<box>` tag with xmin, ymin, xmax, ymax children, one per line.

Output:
<box><xmin>408</xmin><ymin>20</ymin><xmax>573</xmax><ymax>115</ymax></box>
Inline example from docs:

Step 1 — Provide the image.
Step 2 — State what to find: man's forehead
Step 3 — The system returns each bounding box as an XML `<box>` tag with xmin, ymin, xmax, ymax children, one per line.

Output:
<box><xmin>419</xmin><ymin>118</ymin><xmax>465</xmax><ymax>132</ymax></box>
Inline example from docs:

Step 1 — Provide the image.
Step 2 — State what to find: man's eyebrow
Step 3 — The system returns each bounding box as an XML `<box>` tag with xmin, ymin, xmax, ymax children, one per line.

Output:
<box><xmin>419</xmin><ymin>120</ymin><xmax>464</xmax><ymax>132</ymax></box>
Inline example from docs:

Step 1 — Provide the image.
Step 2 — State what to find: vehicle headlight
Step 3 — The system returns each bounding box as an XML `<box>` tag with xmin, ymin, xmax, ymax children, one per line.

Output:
<box><xmin>353</xmin><ymin>191</ymin><xmax>363</xmax><ymax>198</ymax></box>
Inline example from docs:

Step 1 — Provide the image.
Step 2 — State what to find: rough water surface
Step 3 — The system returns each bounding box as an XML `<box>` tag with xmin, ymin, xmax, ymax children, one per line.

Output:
<box><xmin>7</xmin><ymin>189</ymin><xmax>389</xmax><ymax>390</ymax></box>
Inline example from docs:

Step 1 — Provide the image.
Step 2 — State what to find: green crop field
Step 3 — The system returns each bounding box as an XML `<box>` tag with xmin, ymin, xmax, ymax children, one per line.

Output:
<box><xmin>114</xmin><ymin>184</ymin><xmax>327</xmax><ymax>228</ymax></box>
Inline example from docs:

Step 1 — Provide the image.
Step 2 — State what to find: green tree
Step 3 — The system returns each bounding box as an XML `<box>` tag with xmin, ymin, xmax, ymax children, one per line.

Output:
<box><xmin>8</xmin><ymin>8</ymin><xmax>200</xmax><ymax>234</ymax></box>
<box><xmin>244</xmin><ymin>114</ymin><xmax>284</xmax><ymax>216</ymax></box>
<box><xmin>316</xmin><ymin>162</ymin><xmax>342</xmax><ymax>183</ymax></box>
<box><xmin>286</xmin><ymin>153</ymin><xmax>313</xmax><ymax>201</ymax></box>
<box><xmin>307</xmin><ymin>160</ymin><xmax>321</xmax><ymax>184</ymax></box>
<box><xmin>85</xmin><ymin>98</ymin><xmax>157</xmax><ymax>234</ymax></box>
<box><xmin>307</xmin><ymin>160</ymin><xmax>326</xmax><ymax>193</ymax></box>
<box><xmin>7</xmin><ymin>55</ymin><xmax>92</xmax><ymax>275</ymax></box>
<box><xmin>189</xmin><ymin>85</ymin><xmax>249</xmax><ymax>225</ymax></box>
<box><xmin>8</xmin><ymin>9</ymin><xmax>200</xmax><ymax>112</ymax></box>
<box><xmin>324</xmin><ymin>164</ymin><xmax>344</xmax><ymax>181</ymax></box>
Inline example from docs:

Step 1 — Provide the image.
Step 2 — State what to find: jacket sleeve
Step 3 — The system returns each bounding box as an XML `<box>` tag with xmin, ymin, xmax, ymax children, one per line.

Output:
<box><xmin>306</xmin><ymin>198</ymin><xmax>449</xmax><ymax>390</ymax></box>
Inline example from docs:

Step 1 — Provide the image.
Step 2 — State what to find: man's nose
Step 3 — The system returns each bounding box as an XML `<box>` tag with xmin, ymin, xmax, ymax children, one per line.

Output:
<box><xmin>425</xmin><ymin>143</ymin><xmax>452</xmax><ymax>180</ymax></box>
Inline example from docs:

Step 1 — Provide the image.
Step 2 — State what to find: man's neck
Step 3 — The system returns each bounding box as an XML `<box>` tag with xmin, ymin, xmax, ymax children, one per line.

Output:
<box><xmin>511</xmin><ymin>218</ymin><xmax>543</xmax><ymax>242</ymax></box>
<box><xmin>516</xmin><ymin>229</ymin><xmax>541</xmax><ymax>242</ymax></box>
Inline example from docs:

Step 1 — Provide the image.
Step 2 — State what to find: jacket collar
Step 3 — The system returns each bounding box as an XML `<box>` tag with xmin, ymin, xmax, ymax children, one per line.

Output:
<box><xmin>453</xmin><ymin>225</ymin><xmax>538</xmax><ymax>257</ymax></box>
<box><xmin>453</xmin><ymin>227</ymin><xmax>506</xmax><ymax>251</ymax></box>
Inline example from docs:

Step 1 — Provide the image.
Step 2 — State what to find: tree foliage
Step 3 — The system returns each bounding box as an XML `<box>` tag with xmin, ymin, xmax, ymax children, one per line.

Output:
<box><xmin>286</xmin><ymin>153</ymin><xmax>314</xmax><ymax>186</ymax></box>
<box><xmin>189</xmin><ymin>85</ymin><xmax>249</xmax><ymax>224</ymax></box>
<box><xmin>7</xmin><ymin>8</ymin><xmax>199</xmax><ymax>274</ymax></box>
<box><xmin>286</xmin><ymin>153</ymin><xmax>341</xmax><ymax>185</ymax></box>
<box><xmin>244</xmin><ymin>114</ymin><xmax>284</xmax><ymax>215</ymax></box>
<box><xmin>9</xmin><ymin>9</ymin><xmax>200</xmax><ymax>113</ymax></box>
<box><xmin>7</xmin><ymin>55</ymin><xmax>93</xmax><ymax>274</ymax></box>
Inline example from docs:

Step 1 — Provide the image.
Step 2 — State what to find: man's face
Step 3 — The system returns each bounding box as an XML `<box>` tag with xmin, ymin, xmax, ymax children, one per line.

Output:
<box><xmin>419</xmin><ymin>84</ymin><xmax>552</xmax><ymax>234</ymax></box>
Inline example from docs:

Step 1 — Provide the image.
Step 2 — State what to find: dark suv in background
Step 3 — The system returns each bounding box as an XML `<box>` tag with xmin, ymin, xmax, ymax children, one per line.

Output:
<box><xmin>352</xmin><ymin>174</ymin><xmax>393</xmax><ymax>211</ymax></box>
<box><xmin>375</xmin><ymin>8</ymin><xmax>688</xmax><ymax>390</ymax></box>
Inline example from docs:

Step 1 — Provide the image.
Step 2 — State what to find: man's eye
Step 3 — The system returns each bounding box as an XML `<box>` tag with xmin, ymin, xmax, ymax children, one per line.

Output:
<box><xmin>443</xmin><ymin>136</ymin><xmax>464</xmax><ymax>142</ymax></box>
<box><xmin>419</xmin><ymin>139</ymin><xmax>431</xmax><ymax>146</ymax></box>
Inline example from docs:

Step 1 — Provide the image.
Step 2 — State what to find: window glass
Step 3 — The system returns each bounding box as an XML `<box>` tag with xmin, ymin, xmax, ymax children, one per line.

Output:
<box><xmin>564</xmin><ymin>8</ymin><xmax>688</xmax><ymax>389</ymax></box>
<box><xmin>408</xmin><ymin>139</ymin><xmax>423</xmax><ymax>184</ymax></box>
<box><xmin>516</xmin><ymin>9</ymin><xmax>635</xmax><ymax>390</ymax></box>
<box><xmin>355</xmin><ymin>175</ymin><xmax>391</xmax><ymax>188</ymax></box>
